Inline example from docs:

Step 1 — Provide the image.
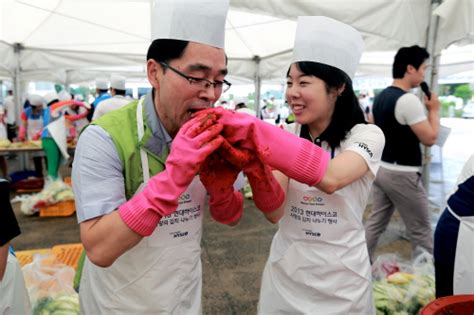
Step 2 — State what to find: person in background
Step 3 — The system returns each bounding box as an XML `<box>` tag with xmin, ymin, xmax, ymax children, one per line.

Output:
<box><xmin>253</xmin><ymin>16</ymin><xmax>385</xmax><ymax>314</ymax></box>
<box><xmin>18</xmin><ymin>94</ymin><xmax>47</xmax><ymax>177</ymax></box>
<box><xmin>358</xmin><ymin>90</ymin><xmax>372</xmax><ymax>122</ymax></box>
<box><xmin>234</xmin><ymin>100</ymin><xmax>257</xmax><ymax>117</ymax></box>
<box><xmin>365</xmin><ymin>45</ymin><xmax>441</xmax><ymax>262</ymax></box>
<box><xmin>87</xmin><ymin>78</ymin><xmax>111</xmax><ymax>121</ymax></box>
<box><xmin>0</xmin><ymin>178</ymin><xmax>31</xmax><ymax>314</ymax></box>
<box><xmin>218</xmin><ymin>100</ymin><xmax>229</xmax><ymax>109</ymax></box>
<box><xmin>58</xmin><ymin>91</ymin><xmax>79</xmax><ymax>142</ymax></box>
<box><xmin>67</xmin><ymin>94</ymin><xmax>90</xmax><ymax>137</ymax></box>
<box><xmin>71</xmin><ymin>1</ymin><xmax>243</xmax><ymax>313</ymax></box>
<box><xmin>4</xmin><ymin>89</ymin><xmax>17</xmax><ymax>142</ymax></box>
<box><xmin>22</xmin><ymin>98</ymin><xmax>31</xmax><ymax>110</ymax></box>
<box><xmin>41</xmin><ymin>92</ymin><xmax>64</xmax><ymax>180</ymax></box>
<box><xmin>0</xmin><ymin>106</ymin><xmax>8</xmax><ymax>178</ymax></box>
<box><xmin>92</xmin><ymin>74</ymin><xmax>130</xmax><ymax>120</ymax></box>
<box><xmin>434</xmin><ymin>155</ymin><xmax>474</xmax><ymax>297</ymax></box>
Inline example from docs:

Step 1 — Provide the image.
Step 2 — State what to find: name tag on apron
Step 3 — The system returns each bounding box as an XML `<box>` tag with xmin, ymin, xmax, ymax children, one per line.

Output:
<box><xmin>280</xmin><ymin>180</ymin><xmax>354</xmax><ymax>241</ymax></box>
<box><xmin>146</xmin><ymin>177</ymin><xmax>205</xmax><ymax>247</ymax></box>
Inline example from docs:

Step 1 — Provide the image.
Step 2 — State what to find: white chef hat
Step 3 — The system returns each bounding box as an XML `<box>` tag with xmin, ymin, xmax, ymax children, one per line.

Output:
<box><xmin>28</xmin><ymin>94</ymin><xmax>45</xmax><ymax>107</ymax></box>
<box><xmin>95</xmin><ymin>77</ymin><xmax>109</xmax><ymax>90</ymax></box>
<box><xmin>151</xmin><ymin>0</ymin><xmax>229</xmax><ymax>49</ymax></box>
<box><xmin>110</xmin><ymin>75</ymin><xmax>126</xmax><ymax>90</ymax></box>
<box><xmin>292</xmin><ymin>16</ymin><xmax>364</xmax><ymax>79</ymax></box>
<box><xmin>43</xmin><ymin>92</ymin><xmax>59</xmax><ymax>105</ymax></box>
<box><xmin>58</xmin><ymin>90</ymin><xmax>72</xmax><ymax>101</ymax></box>
<box><xmin>74</xmin><ymin>94</ymin><xmax>84</xmax><ymax>101</ymax></box>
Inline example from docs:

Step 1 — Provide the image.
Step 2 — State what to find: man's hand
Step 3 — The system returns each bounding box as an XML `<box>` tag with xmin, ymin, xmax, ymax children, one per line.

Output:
<box><xmin>196</xmin><ymin>107</ymin><xmax>330</xmax><ymax>187</ymax></box>
<box><xmin>118</xmin><ymin>113</ymin><xmax>224</xmax><ymax>236</ymax></box>
<box><xmin>424</xmin><ymin>92</ymin><xmax>440</xmax><ymax>113</ymax></box>
<box><xmin>200</xmin><ymin>150</ymin><xmax>243</xmax><ymax>225</ymax></box>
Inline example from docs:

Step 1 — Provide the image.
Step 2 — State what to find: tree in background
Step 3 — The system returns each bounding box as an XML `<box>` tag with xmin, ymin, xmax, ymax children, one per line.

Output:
<box><xmin>454</xmin><ymin>84</ymin><xmax>472</xmax><ymax>104</ymax></box>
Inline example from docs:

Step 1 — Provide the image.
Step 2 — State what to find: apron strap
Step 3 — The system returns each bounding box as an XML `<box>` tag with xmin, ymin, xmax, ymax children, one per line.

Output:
<box><xmin>136</xmin><ymin>97</ymin><xmax>150</xmax><ymax>183</ymax></box>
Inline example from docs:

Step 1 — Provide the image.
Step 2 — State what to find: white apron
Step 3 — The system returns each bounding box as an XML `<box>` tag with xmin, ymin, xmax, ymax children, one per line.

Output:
<box><xmin>258</xmin><ymin>179</ymin><xmax>374</xmax><ymax>315</ymax></box>
<box><xmin>46</xmin><ymin>115</ymin><xmax>70</xmax><ymax>160</ymax></box>
<box><xmin>80</xmin><ymin>98</ymin><xmax>206</xmax><ymax>314</ymax></box>
<box><xmin>27</xmin><ymin>116</ymin><xmax>45</xmax><ymax>158</ymax></box>
<box><xmin>447</xmin><ymin>206</ymin><xmax>474</xmax><ymax>294</ymax></box>
<box><xmin>0</xmin><ymin>252</ymin><xmax>31</xmax><ymax>315</ymax></box>
<box><xmin>26</xmin><ymin>115</ymin><xmax>43</xmax><ymax>141</ymax></box>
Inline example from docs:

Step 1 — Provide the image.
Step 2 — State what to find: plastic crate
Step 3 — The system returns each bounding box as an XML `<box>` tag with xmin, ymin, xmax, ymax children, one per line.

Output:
<box><xmin>15</xmin><ymin>248</ymin><xmax>52</xmax><ymax>267</ymax></box>
<box><xmin>51</xmin><ymin>243</ymin><xmax>84</xmax><ymax>270</ymax></box>
<box><xmin>10</xmin><ymin>177</ymin><xmax>44</xmax><ymax>193</ymax></box>
<box><xmin>15</xmin><ymin>243</ymin><xmax>83</xmax><ymax>270</ymax></box>
<box><xmin>39</xmin><ymin>200</ymin><xmax>75</xmax><ymax>217</ymax></box>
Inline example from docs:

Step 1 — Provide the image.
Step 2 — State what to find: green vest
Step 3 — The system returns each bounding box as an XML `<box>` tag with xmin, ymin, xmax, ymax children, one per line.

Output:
<box><xmin>92</xmin><ymin>101</ymin><xmax>169</xmax><ymax>199</ymax></box>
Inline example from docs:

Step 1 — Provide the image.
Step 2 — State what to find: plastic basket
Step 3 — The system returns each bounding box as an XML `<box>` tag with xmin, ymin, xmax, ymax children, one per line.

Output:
<box><xmin>15</xmin><ymin>243</ymin><xmax>83</xmax><ymax>270</ymax></box>
<box><xmin>39</xmin><ymin>200</ymin><xmax>75</xmax><ymax>217</ymax></box>
<box><xmin>51</xmin><ymin>243</ymin><xmax>84</xmax><ymax>270</ymax></box>
<box><xmin>420</xmin><ymin>294</ymin><xmax>474</xmax><ymax>315</ymax></box>
<box><xmin>10</xmin><ymin>177</ymin><xmax>44</xmax><ymax>193</ymax></box>
<box><xmin>15</xmin><ymin>248</ymin><xmax>52</xmax><ymax>267</ymax></box>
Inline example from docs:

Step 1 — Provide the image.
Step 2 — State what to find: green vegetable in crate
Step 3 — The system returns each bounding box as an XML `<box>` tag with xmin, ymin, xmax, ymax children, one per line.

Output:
<box><xmin>373</xmin><ymin>273</ymin><xmax>435</xmax><ymax>315</ymax></box>
<box><xmin>33</xmin><ymin>294</ymin><xmax>80</xmax><ymax>315</ymax></box>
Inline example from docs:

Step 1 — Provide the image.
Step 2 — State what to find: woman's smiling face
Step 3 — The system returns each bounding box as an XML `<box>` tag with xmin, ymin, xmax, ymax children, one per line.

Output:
<box><xmin>285</xmin><ymin>63</ymin><xmax>338</xmax><ymax>129</ymax></box>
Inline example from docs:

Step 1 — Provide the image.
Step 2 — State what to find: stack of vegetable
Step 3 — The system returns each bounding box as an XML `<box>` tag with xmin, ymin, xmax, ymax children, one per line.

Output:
<box><xmin>20</xmin><ymin>179</ymin><xmax>74</xmax><ymax>215</ymax></box>
<box><xmin>23</xmin><ymin>253</ymin><xmax>80</xmax><ymax>314</ymax></box>
<box><xmin>0</xmin><ymin>139</ymin><xmax>11</xmax><ymax>148</ymax></box>
<box><xmin>33</xmin><ymin>294</ymin><xmax>80</xmax><ymax>315</ymax></box>
<box><xmin>373</xmin><ymin>271</ymin><xmax>435</xmax><ymax>314</ymax></box>
<box><xmin>372</xmin><ymin>253</ymin><xmax>435</xmax><ymax>315</ymax></box>
<box><xmin>0</xmin><ymin>139</ymin><xmax>42</xmax><ymax>149</ymax></box>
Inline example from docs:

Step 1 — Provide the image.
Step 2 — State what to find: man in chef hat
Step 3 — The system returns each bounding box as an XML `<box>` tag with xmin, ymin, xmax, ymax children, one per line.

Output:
<box><xmin>72</xmin><ymin>0</ymin><xmax>231</xmax><ymax>313</ymax></box>
<box><xmin>92</xmin><ymin>74</ymin><xmax>130</xmax><ymax>120</ymax></box>
<box><xmin>87</xmin><ymin>77</ymin><xmax>111</xmax><ymax>121</ymax></box>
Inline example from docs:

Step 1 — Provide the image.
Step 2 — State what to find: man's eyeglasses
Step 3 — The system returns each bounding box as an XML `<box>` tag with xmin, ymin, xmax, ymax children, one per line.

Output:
<box><xmin>159</xmin><ymin>62</ymin><xmax>231</xmax><ymax>93</ymax></box>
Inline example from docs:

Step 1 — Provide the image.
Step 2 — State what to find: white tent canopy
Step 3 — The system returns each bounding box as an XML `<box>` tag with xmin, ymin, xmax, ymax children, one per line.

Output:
<box><xmin>0</xmin><ymin>0</ymin><xmax>473</xmax><ymax>85</ymax></box>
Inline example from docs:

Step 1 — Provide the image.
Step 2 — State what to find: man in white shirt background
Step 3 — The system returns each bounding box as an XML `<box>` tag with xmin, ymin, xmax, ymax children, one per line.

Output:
<box><xmin>92</xmin><ymin>75</ymin><xmax>130</xmax><ymax>121</ymax></box>
<box><xmin>4</xmin><ymin>89</ymin><xmax>17</xmax><ymax>142</ymax></box>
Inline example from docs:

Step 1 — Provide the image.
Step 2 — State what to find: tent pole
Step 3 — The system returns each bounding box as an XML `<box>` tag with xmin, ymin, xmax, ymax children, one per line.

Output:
<box><xmin>13</xmin><ymin>43</ymin><xmax>23</xmax><ymax>126</ymax></box>
<box><xmin>253</xmin><ymin>56</ymin><xmax>261</xmax><ymax>118</ymax></box>
<box><xmin>422</xmin><ymin>0</ymin><xmax>441</xmax><ymax>193</ymax></box>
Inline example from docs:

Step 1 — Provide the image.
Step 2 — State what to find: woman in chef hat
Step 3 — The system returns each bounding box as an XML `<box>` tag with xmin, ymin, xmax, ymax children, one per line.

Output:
<box><xmin>257</xmin><ymin>16</ymin><xmax>385</xmax><ymax>314</ymax></box>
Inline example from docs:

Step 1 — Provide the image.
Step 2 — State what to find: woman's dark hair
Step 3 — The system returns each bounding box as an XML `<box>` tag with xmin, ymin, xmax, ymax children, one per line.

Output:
<box><xmin>288</xmin><ymin>61</ymin><xmax>366</xmax><ymax>150</ymax></box>
<box><xmin>146</xmin><ymin>39</ymin><xmax>189</xmax><ymax>63</ymax></box>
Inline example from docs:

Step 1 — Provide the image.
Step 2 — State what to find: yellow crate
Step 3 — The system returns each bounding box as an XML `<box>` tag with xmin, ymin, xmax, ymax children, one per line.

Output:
<box><xmin>39</xmin><ymin>200</ymin><xmax>75</xmax><ymax>217</ymax></box>
<box><xmin>15</xmin><ymin>248</ymin><xmax>52</xmax><ymax>267</ymax></box>
<box><xmin>15</xmin><ymin>243</ymin><xmax>83</xmax><ymax>270</ymax></box>
<box><xmin>51</xmin><ymin>243</ymin><xmax>83</xmax><ymax>270</ymax></box>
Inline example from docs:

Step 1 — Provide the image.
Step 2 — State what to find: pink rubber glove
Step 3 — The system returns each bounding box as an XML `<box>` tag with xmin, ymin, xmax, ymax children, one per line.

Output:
<box><xmin>18</xmin><ymin>125</ymin><xmax>26</xmax><ymax>141</ymax></box>
<box><xmin>69</xmin><ymin>125</ymin><xmax>77</xmax><ymax>140</ymax></box>
<box><xmin>201</xmin><ymin>108</ymin><xmax>330</xmax><ymax>186</ymax></box>
<box><xmin>199</xmin><ymin>151</ymin><xmax>243</xmax><ymax>225</ymax></box>
<box><xmin>216</xmin><ymin>139</ymin><xmax>284</xmax><ymax>214</ymax></box>
<box><xmin>31</xmin><ymin>132</ymin><xmax>41</xmax><ymax>141</ymax></box>
<box><xmin>119</xmin><ymin>113</ymin><xmax>225</xmax><ymax>236</ymax></box>
<box><xmin>244</xmin><ymin>158</ymin><xmax>285</xmax><ymax>213</ymax></box>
